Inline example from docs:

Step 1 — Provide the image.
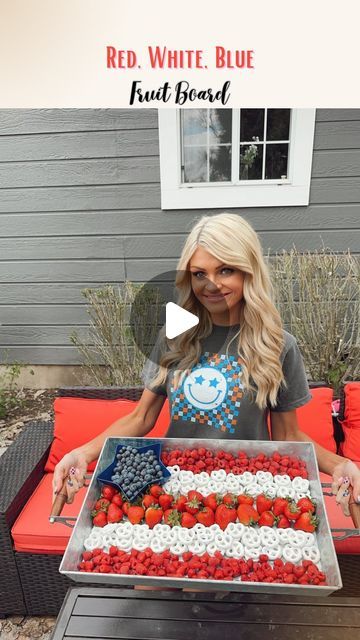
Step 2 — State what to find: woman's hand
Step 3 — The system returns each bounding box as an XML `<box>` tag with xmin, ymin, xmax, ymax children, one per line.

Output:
<box><xmin>52</xmin><ymin>449</ymin><xmax>89</xmax><ymax>505</ymax></box>
<box><xmin>331</xmin><ymin>458</ymin><xmax>360</xmax><ymax>516</ymax></box>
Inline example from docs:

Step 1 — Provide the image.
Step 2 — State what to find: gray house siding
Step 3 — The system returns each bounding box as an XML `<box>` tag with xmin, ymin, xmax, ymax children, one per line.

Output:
<box><xmin>0</xmin><ymin>108</ymin><xmax>359</xmax><ymax>365</ymax></box>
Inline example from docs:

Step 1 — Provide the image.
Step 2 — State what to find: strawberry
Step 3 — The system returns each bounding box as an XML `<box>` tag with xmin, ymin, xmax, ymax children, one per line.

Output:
<box><xmin>111</xmin><ymin>494</ymin><xmax>123</xmax><ymax>507</ymax></box>
<box><xmin>283</xmin><ymin>501</ymin><xmax>301</xmax><ymax>521</ymax></box>
<box><xmin>294</xmin><ymin>512</ymin><xmax>319</xmax><ymax>532</ymax></box>
<box><xmin>237</xmin><ymin>493</ymin><xmax>254</xmax><ymax>506</ymax></box>
<box><xmin>92</xmin><ymin>510</ymin><xmax>107</xmax><ymax>527</ymax></box>
<box><xmin>237</xmin><ymin>504</ymin><xmax>260</xmax><ymax>526</ymax></box>
<box><xmin>164</xmin><ymin>508</ymin><xmax>181</xmax><ymax>527</ymax></box>
<box><xmin>127</xmin><ymin>505</ymin><xmax>144</xmax><ymax>525</ymax></box>
<box><xmin>272</xmin><ymin>497</ymin><xmax>288</xmax><ymax>516</ymax></box>
<box><xmin>215</xmin><ymin>504</ymin><xmax>237</xmax><ymax>530</ymax></box>
<box><xmin>297</xmin><ymin>497</ymin><xmax>316</xmax><ymax>514</ymax></box>
<box><xmin>187</xmin><ymin>490</ymin><xmax>204</xmax><ymax>503</ymax></box>
<box><xmin>107</xmin><ymin>503</ymin><xmax>123</xmax><ymax>523</ymax></box>
<box><xmin>222</xmin><ymin>493</ymin><xmax>237</xmax><ymax>507</ymax></box>
<box><xmin>256</xmin><ymin>493</ymin><xmax>274</xmax><ymax>515</ymax></box>
<box><xmin>185</xmin><ymin>498</ymin><xmax>201</xmax><ymax>515</ymax></box>
<box><xmin>94</xmin><ymin>498</ymin><xmax>110</xmax><ymax>511</ymax></box>
<box><xmin>158</xmin><ymin>493</ymin><xmax>174</xmax><ymax>510</ymax></box>
<box><xmin>181</xmin><ymin>512</ymin><xmax>197</xmax><ymax>528</ymax></box>
<box><xmin>122</xmin><ymin>501</ymin><xmax>130</xmax><ymax>515</ymax></box>
<box><xmin>196</xmin><ymin>506</ymin><xmax>215</xmax><ymax>527</ymax></box>
<box><xmin>150</xmin><ymin>484</ymin><xmax>164</xmax><ymax>498</ymax></box>
<box><xmin>142</xmin><ymin>495</ymin><xmax>158</xmax><ymax>509</ymax></box>
<box><xmin>173</xmin><ymin>495</ymin><xmax>187</xmax><ymax>512</ymax></box>
<box><xmin>101</xmin><ymin>486</ymin><xmax>118</xmax><ymax>500</ymax></box>
<box><xmin>145</xmin><ymin>505</ymin><xmax>163</xmax><ymax>528</ymax></box>
<box><xmin>258</xmin><ymin>510</ymin><xmax>276</xmax><ymax>527</ymax></box>
<box><xmin>276</xmin><ymin>515</ymin><xmax>290</xmax><ymax>528</ymax></box>
<box><xmin>204</xmin><ymin>493</ymin><xmax>222</xmax><ymax>511</ymax></box>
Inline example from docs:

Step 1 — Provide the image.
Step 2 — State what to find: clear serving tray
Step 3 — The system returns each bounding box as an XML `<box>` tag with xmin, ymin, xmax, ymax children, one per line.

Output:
<box><xmin>59</xmin><ymin>437</ymin><xmax>342</xmax><ymax>596</ymax></box>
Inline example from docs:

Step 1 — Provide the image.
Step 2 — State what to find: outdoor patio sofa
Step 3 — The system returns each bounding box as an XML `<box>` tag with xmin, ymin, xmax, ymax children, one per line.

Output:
<box><xmin>0</xmin><ymin>384</ymin><xmax>359</xmax><ymax>617</ymax></box>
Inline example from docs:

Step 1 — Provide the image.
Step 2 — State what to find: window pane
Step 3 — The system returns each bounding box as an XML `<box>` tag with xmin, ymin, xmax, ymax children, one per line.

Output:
<box><xmin>182</xmin><ymin>110</ymin><xmax>208</xmax><ymax>145</ymax></box>
<box><xmin>208</xmin><ymin>109</ymin><xmax>232</xmax><ymax>144</ymax></box>
<box><xmin>239</xmin><ymin>143</ymin><xmax>263</xmax><ymax>180</ymax></box>
<box><xmin>265</xmin><ymin>143</ymin><xmax>288</xmax><ymax>179</ymax></box>
<box><xmin>183</xmin><ymin>146</ymin><xmax>207</xmax><ymax>182</ymax></box>
<box><xmin>240</xmin><ymin>109</ymin><xmax>264</xmax><ymax>142</ymax></box>
<box><xmin>267</xmin><ymin>109</ymin><xmax>290</xmax><ymax>140</ymax></box>
<box><xmin>210</xmin><ymin>146</ymin><xmax>231</xmax><ymax>181</ymax></box>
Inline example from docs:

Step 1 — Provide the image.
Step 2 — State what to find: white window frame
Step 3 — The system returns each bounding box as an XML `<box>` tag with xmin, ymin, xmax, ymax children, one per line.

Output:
<box><xmin>158</xmin><ymin>109</ymin><xmax>316</xmax><ymax>210</ymax></box>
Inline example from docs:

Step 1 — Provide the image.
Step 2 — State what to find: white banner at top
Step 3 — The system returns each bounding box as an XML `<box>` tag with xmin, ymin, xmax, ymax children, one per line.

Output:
<box><xmin>0</xmin><ymin>0</ymin><xmax>359</xmax><ymax>107</ymax></box>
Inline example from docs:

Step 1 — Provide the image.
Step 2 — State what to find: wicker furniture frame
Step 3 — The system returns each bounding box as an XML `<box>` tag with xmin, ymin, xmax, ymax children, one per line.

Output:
<box><xmin>0</xmin><ymin>385</ymin><xmax>359</xmax><ymax>617</ymax></box>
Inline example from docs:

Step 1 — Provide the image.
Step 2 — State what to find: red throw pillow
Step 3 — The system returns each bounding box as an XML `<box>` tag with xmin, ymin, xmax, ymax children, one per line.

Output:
<box><xmin>295</xmin><ymin>387</ymin><xmax>336</xmax><ymax>453</ymax></box>
<box><xmin>45</xmin><ymin>396</ymin><xmax>170</xmax><ymax>472</ymax></box>
<box><xmin>340</xmin><ymin>382</ymin><xmax>360</xmax><ymax>463</ymax></box>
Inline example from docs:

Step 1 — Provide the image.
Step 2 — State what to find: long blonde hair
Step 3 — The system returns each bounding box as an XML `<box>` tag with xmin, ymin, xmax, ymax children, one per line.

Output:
<box><xmin>150</xmin><ymin>213</ymin><xmax>285</xmax><ymax>409</ymax></box>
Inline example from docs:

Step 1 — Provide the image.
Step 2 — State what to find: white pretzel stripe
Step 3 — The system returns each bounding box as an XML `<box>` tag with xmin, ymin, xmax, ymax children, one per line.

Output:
<box><xmin>242</xmin><ymin>529</ymin><xmax>261</xmax><ymax>548</ymax></box>
<box><xmin>261</xmin><ymin>483</ymin><xmax>277</xmax><ymax>499</ymax></box>
<box><xmin>132</xmin><ymin>538</ymin><xmax>150</xmax><ymax>551</ymax></box>
<box><xmin>245</xmin><ymin>482</ymin><xmax>262</xmax><ymax>497</ymax></box>
<box><xmin>261</xmin><ymin>545</ymin><xmax>282</xmax><ymax>560</ymax></box>
<box><xmin>256</xmin><ymin>471</ymin><xmax>273</xmax><ymax>485</ymax></box>
<box><xmin>276</xmin><ymin>485</ymin><xmax>295</xmax><ymax>499</ymax></box>
<box><xmin>274</xmin><ymin>474</ymin><xmax>291</xmax><ymax>486</ymax></box>
<box><xmin>239</xmin><ymin>471</ymin><xmax>253</xmax><ymax>486</ymax></box>
<box><xmin>244</xmin><ymin>546</ymin><xmax>261</xmax><ymax>561</ymax></box>
<box><xmin>170</xmin><ymin>542</ymin><xmax>188</xmax><ymax>556</ymax></box>
<box><xmin>302</xmin><ymin>546</ymin><xmax>321</xmax><ymax>563</ymax></box>
<box><xmin>282</xmin><ymin>544</ymin><xmax>302</xmax><ymax>563</ymax></box>
<box><xmin>188</xmin><ymin>541</ymin><xmax>206</xmax><ymax>555</ymax></box>
<box><xmin>286</xmin><ymin>529</ymin><xmax>308</xmax><ymax>548</ymax></box>
<box><xmin>259</xmin><ymin>527</ymin><xmax>279</xmax><ymax>547</ymax></box>
<box><xmin>226</xmin><ymin>522</ymin><xmax>244</xmax><ymax>540</ymax></box>
<box><xmin>225</xmin><ymin>542</ymin><xmax>244</xmax><ymax>559</ymax></box>
<box><xmin>83</xmin><ymin>535</ymin><xmax>102</xmax><ymax>551</ymax></box>
<box><xmin>292</xmin><ymin>477</ymin><xmax>310</xmax><ymax>492</ymax></box>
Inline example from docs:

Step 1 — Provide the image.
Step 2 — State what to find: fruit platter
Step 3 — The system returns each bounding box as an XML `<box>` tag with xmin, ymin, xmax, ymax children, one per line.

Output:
<box><xmin>59</xmin><ymin>437</ymin><xmax>342</xmax><ymax>595</ymax></box>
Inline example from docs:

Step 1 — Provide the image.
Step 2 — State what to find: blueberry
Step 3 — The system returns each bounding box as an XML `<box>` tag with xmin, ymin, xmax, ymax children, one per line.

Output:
<box><xmin>155</xmin><ymin>465</ymin><xmax>161</xmax><ymax>472</ymax></box>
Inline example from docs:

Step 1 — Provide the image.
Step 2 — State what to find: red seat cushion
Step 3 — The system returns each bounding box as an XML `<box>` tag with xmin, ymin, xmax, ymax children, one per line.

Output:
<box><xmin>339</xmin><ymin>382</ymin><xmax>360</xmax><ymax>464</ymax></box>
<box><xmin>296</xmin><ymin>387</ymin><xmax>336</xmax><ymax>453</ymax></box>
<box><xmin>11</xmin><ymin>473</ymin><xmax>89</xmax><ymax>554</ymax></box>
<box><xmin>45</xmin><ymin>396</ymin><xmax>170</xmax><ymax>472</ymax></box>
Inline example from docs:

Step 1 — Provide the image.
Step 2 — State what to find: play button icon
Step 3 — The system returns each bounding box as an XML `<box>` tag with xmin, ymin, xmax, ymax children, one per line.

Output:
<box><xmin>166</xmin><ymin>302</ymin><xmax>199</xmax><ymax>339</ymax></box>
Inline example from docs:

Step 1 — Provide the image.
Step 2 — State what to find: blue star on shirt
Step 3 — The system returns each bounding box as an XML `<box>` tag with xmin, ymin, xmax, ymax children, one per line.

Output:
<box><xmin>195</xmin><ymin>375</ymin><xmax>205</xmax><ymax>385</ymax></box>
<box><xmin>209</xmin><ymin>377</ymin><xmax>220</xmax><ymax>388</ymax></box>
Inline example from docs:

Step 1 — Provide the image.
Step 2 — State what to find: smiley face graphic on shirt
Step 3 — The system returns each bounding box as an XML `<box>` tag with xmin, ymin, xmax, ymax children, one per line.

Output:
<box><xmin>170</xmin><ymin>351</ymin><xmax>244</xmax><ymax>434</ymax></box>
<box><xmin>183</xmin><ymin>366</ymin><xmax>227</xmax><ymax>410</ymax></box>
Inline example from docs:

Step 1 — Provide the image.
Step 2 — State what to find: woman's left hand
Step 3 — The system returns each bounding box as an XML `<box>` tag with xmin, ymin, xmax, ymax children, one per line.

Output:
<box><xmin>331</xmin><ymin>458</ymin><xmax>360</xmax><ymax>516</ymax></box>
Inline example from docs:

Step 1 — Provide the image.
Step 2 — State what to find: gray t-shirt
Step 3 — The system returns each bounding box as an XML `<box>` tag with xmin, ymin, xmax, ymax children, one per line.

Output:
<box><xmin>141</xmin><ymin>324</ymin><xmax>312</xmax><ymax>440</ymax></box>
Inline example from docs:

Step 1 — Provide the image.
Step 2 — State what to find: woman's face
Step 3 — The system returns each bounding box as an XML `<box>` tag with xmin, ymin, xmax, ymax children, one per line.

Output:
<box><xmin>189</xmin><ymin>246</ymin><xmax>244</xmax><ymax>326</ymax></box>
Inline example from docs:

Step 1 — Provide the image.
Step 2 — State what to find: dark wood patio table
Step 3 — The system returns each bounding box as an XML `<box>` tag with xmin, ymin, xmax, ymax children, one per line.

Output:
<box><xmin>50</xmin><ymin>586</ymin><xmax>360</xmax><ymax>640</ymax></box>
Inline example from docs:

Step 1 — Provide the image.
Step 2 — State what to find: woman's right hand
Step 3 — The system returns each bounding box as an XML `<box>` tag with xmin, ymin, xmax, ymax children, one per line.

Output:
<box><xmin>52</xmin><ymin>449</ymin><xmax>89</xmax><ymax>505</ymax></box>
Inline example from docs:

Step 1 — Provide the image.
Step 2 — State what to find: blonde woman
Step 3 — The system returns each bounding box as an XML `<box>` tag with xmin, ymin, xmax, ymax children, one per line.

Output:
<box><xmin>53</xmin><ymin>213</ymin><xmax>360</xmax><ymax>515</ymax></box>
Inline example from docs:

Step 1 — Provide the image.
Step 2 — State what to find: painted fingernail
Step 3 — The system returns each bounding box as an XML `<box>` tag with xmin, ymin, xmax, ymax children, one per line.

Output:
<box><xmin>343</xmin><ymin>489</ymin><xmax>349</xmax><ymax>497</ymax></box>
<box><xmin>70</xmin><ymin>467</ymin><xmax>76</xmax><ymax>475</ymax></box>
<box><xmin>357</xmin><ymin>495</ymin><xmax>360</xmax><ymax>503</ymax></box>
<box><xmin>54</xmin><ymin>490</ymin><xmax>58</xmax><ymax>495</ymax></box>
<box><xmin>67</xmin><ymin>478</ymin><xmax>74</xmax><ymax>486</ymax></box>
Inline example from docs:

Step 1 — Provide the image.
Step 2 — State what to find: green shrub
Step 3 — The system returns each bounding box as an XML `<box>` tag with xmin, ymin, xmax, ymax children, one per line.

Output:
<box><xmin>70</xmin><ymin>281</ymin><xmax>163</xmax><ymax>386</ymax></box>
<box><xmin>0</xmin><ymin>361</ymin><xmax>25</xmax><ymax>419</ymax></box>
<box><xmin>270</xmin><ymin>247</ymin><xmax>360</xmax><ymax>393</ymax></box>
